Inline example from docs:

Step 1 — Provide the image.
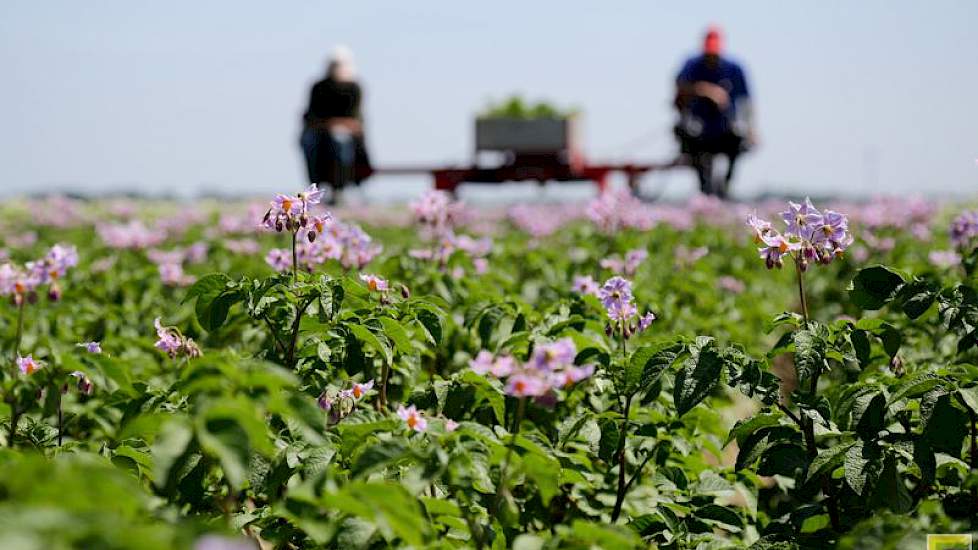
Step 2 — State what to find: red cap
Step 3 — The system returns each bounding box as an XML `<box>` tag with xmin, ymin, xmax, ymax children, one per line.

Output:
<box><xmin>703</xmin><ymin>25</ymin><xmax>723</xmax><ymax>55</ymax></box>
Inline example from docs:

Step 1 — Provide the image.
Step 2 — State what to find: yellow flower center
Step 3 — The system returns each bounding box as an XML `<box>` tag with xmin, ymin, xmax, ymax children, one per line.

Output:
<box><xmin>407</xmin><ymin>414</ymin><xmax>418</xmax><ymax>428</ymax></box>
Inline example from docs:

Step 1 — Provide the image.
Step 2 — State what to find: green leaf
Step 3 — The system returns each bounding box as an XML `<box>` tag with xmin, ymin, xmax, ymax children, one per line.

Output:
<box><xmin>870</xmin><ymin>456</ymin><xmax>913</xmax><ymax>513</ymax></box>
<box><xmin>849</xmin><ymin>265</ymin><xmax>905</xmax><ymax>310</ymax></box>
<box><xmin>692</xmin><ymin>504</ymin><xmax>743</xmax><ymax>532</ymax></box>
<box><xmin>185</xmin><ymin>273</ymin><xmax>238</xmax><ymax>331</ymax></box>
<box><xmin>879</xmin><ymin>324</ymin><xmax>901</xmax><ymax>357</ymax></box>
<box><xmin>195</xmin><ymin>398</ymin><xmax>274</xmax><ymax>490</ymax></box>
<box><xmin>736</xmin><ymin>426</ymin><xmax>801</xmax><ymax>470</ymax></box>
<box><xmin>851</xmin><ymin>392</ymin><xmax>886</xmax><ymax>439</ymax></box>
<box><xmin>807</xmin><ymin>442</ymin><xmax>854</xmax><ymax>483</ymax></box>
<box><xmin>897</xmin><ymin>278</ymin><xmax>937</xmax><ymax>319</ymax></box>
<box><xmin>913</xmin><ymin>439</ymin><xmax>936</xmax><ymax>484</ymax></box>
<box><xmin>726</xmin><ymin>412</ymin><xmax>783</xmax><ymax>447</ymax></box>
<box><xmin>799</xmin><ymin>514</ymin><xmax>830</xmax><ymax>534</ymax></box>
<box><xmin>845</xmin><ymin>440</ymin><xmax>883</xmax><ymax>496</ymax></box>
<box><xmin>351</xmin><ymin>439</ymin><xmax>412</xmax><ymax>478</ymax></box>
<box><xmin>850</xmin><ymin>329</ymin><xmax>871</xmax><ymax>367</ymax></box>
<box><xmin>923</xmin><ymin>392</ymin><xmax>968</xmax><ymax>456</ymax></box>
<box><xmin>379</xmin><ymin>317</ymin><xmax>414</xmax><ymax>356</ymax></box>
<box><xmin>565</xmin><ymin>520</ymin><xmax>642</xmax><ymax>548</ymax></box>
<box><xmin>758</xmin><ymin>444</ymin><xmax>808</xmax><ymax>477</ymax></box>
<box><xmin>674</xmin><ymin>343</ymin><xmax>724</xmax><ymax>417</ymax></box>
<box><xmin>184</xmin><ymin>273</ymin><xmax>231</xmax><ymax>304</ymax></box>
<box><xmin>793</xmin><ymin>329</ymin><xmax>826</xmax><ymax>386</ymax></box>
<box><xmin>522</xmin><ymin>453</ymin><xmax>558</xmax><ymax>505</ymax></box>
<box><xmin>325</xmin><ymin>481</ymin><xmax>429</xmax><ymax>546</ymax></box>
<box><xmin>348</xmin><ymin>323</ymin><xmax>393</xmax><ymax>365</ymax></box>
<box><xmin>625</xmin><ymin>342</ymin><xmax>681</xmax><ymax>396</ymax></box>
<box><xmin>957</xmin><ymin>386</ymin><xmax>978</xmax><ymax>414</ymax></box>
<box><xmin>196</xmin><ymin>417</ymin><xmax>250</xmax><ymax>490</ymax></box>
<box><xmin>151</xmin><ymin>417</ymin><xmax>194</xmax><ymax>491</ymax></box>
<box><xmin>414</xmin><ymin>308</ymin><xmax>442</xmax><ymax>345</ymax></box>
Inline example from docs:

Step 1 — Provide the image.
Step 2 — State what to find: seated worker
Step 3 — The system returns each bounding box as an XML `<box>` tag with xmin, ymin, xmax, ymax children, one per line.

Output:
<box><xmin>300</xmin><ymin>46</ymin><xmax>372</xmax><ymax>203</ymax></box>
<box><xmin>674</xmin><ymin>26</ymin><xmax>756</xmax><ymax>198</ymax></box>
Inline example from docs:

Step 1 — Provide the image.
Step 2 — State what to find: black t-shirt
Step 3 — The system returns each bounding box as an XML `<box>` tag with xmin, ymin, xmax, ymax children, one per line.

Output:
<box><xmin>304</xmin><ymin>78</ymin><xmax>361</xmax><ymax>121</ymax></box>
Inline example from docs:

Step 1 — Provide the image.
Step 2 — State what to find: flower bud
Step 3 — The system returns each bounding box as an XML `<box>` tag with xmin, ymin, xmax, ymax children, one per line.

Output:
<box><xmin>400</xmin><ymin>284</ymin><xmax>411</xmax><ymax>299</ymax></box>
<box><xmin>182</xmin><ymin>339</ymin><xmax>202</xmax><ymax>359</ymax></box>
<box><xmin>889</xmin><ymin>355</ymin><xmax>905</xmax><ymax>377</ymax></box>
<box><xmin>275</xmin><ymin>221</ymin><xmax>284</xmax><ymax>232</ymax></box>
<box><xmin>317</xmin><ymin>393</ymin><xmax>332</xmax><ymax>411</ymax></box>
<box><xmin>27</xmin><ymin>291</ymin><xmax>38</xmax><ymax>305</ymax></box>
<box><xmin>47</xmin><ymin>284</ymin><xmax>61</xmax><ymax>302</ymax></box>
<box><xmin>307</xmin><ymin>231</ymin><xmax>317</xmax><ymax>243</ymax></box>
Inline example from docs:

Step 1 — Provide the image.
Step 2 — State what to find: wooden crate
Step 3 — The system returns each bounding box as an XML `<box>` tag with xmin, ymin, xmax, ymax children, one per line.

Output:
<box><xmin>474</xmin><ymin>116</ymin><xmax>579</xmax><ymax>154</ymax></box>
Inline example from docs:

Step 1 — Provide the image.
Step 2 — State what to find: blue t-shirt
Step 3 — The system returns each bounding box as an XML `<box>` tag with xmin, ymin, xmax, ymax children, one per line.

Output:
<box><xmin>676</xmin><ymin>54</ymin><xmax>750</xmax><ymax>138</ymax></box>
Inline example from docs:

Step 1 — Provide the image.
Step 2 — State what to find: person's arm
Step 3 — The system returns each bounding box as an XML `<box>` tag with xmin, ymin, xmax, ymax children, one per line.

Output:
<box><xmin>303</xmin><ymin>82</ymin><xmax>320</xmax><ymax>124</ymax></box>
<box><xmin>674</xmin><ymin>61</ymin><xmax>695</xmax><ymax>108</ymax></box>
<box><xmin>732</xmin><ymin>65</ymin><xmax>757</xmax><ymax>145</ymax></box>
<box><xmin>675</xmin><ymin>61</ymin><xmax>729</xmax><ymax>109</ymax></box>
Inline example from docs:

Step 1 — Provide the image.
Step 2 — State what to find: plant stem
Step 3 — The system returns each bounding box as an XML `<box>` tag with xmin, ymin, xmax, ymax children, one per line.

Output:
<box><xmin>623</xmin><ymin>447</ymin><xmax>656</xmax><ymax>494</ymax></box>
<box><xmin>619</xmin><ymin>318</ymin><xmax>627</xmax><ymax>357</ymax></box>
<box><xmin>494</xmin><ymin>397</ymin><xmax>526</xmax><ymax>513</ymax></box>
<box><xmin>379</xmin><ymin>362</ymin><xmax>390</xmax><ymax>410</ymax></box>
<box><xmin>8</xmin><ymin>404</ymin><xmax>18</xmax><ymax>448</ymax></box>
<box><xmin>12</xmin><ymin>300</ymin><xmax>25</xmax><ymax>362</ymax></box>
<box><xmin>291</xmin><ymin>231</ymin><xmax>298</xmax><ymax>287</ymax></box>
<box><xmin>260</xmin><ymin>314</ymin><xmax>288</xmax><ymax>357</ymax></box>
<box><xmin>455</xmin><ymin>490</ymin><xmax>485</xmax><ymax>550</ymax></box>
<box><xmin>611</xmin><ymin>394</ymin><xmax>633</xmax><ymax>522</ymax></box>
<box><xmin>970</xmin><ymin>410</ymin><xmax>978</xmax><ymax>519</ymax></box>
<box><xmin>792</xmin><ymin>257</ymin><xmax>839</xmax><ymax>530</ymax></box>
<box><xmin>57</xmin><ymin>388</ymin><xmax>64</xmax><ymax>446</ymax></box>
<box><xmin>794</xmin><ymin>258</ymin><xmax>809</xmax><ymax>326</ymax></box>
<box><xmin>285</xmin><ymin>296</ymin><xmax>315</xmax><ymax>368</ymax></box>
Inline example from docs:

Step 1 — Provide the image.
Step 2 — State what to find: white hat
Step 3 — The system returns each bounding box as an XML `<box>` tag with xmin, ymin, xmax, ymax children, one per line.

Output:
<box><xmin>328</xmin><ymin>45</ymin><xmax>356</xmax><ymax>81</ymax></box>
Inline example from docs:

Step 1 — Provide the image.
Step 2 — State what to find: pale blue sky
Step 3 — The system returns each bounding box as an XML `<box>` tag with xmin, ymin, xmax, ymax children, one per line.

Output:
<box><xmin>1</xmin><ymin>1</ymin><xmax>976</xmax><ymax>200</ymax></box>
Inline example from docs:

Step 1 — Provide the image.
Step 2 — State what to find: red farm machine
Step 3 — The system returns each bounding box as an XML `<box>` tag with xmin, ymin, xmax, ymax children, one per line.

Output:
<box><xmin>375</xmin><ymin>114</ymin><xmax>680</xmax><ymax>195</ymax></box>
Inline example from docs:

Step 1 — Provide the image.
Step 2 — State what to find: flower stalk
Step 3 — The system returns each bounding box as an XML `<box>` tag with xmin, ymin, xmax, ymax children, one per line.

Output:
<box><xmin>494</xmin><ymin>396</ymin><xmax>526</xmax><ymax>513</ymax></box>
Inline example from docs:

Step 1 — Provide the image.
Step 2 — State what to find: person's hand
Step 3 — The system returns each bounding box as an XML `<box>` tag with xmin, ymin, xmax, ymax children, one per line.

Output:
<box><xmin>693</xmin><ymin>82</ymin><xmax>730</xmax><ymax>109</ymax></box>
<box><xmin>328</xmin><ymin>118</ymin><xmax>362</xmax><ymax>135</ymax></box>
<box><xmin>746</xmin><ymin>128</ymin><xmax>759</xmax><ymax>149</ymax></box>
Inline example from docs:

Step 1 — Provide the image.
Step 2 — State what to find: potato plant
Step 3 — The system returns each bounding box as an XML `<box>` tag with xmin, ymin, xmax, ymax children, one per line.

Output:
<box><xmin>0</xmin><ymin>189</ymin><xmax>971</xmax><ymax>549</ymax></box>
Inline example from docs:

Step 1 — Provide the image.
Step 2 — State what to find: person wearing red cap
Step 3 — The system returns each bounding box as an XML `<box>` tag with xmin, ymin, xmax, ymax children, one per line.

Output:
<box><xmin>674</xmin><ymin>26</ymin><xmax>755</xmax><ymax>198</ymax></box>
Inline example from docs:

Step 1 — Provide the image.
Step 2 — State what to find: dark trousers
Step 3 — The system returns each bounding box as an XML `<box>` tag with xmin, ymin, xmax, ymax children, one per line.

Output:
<box><xmin>677</xmin><ymin>130</ymin><xmax>743</xmax><ymax>199</ymax></box>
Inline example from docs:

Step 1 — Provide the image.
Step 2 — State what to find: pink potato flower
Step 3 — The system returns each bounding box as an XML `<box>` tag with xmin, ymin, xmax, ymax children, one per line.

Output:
<box><xmin>17</xmin><ymin>354</ymin><xmax>43</xmax><ymax>375</ymax></box>
<box><xmin>338</xmin><ymin>380</ymin><xmax>375</xmax><ymax>403</ymax></box>
<box><xmin>359</xmin><ymin>273</ymin><xmax>389</xmax><ymax>292</ymax></box>
<box><xmin>76</xmin><ymin>341</ymin><xmax>102</xmax><ymax>354</ymax></box>
<box><xmin>397</xmin><ymin>404</ymin><xmax>428</xmax><ymax>432</ymax></box>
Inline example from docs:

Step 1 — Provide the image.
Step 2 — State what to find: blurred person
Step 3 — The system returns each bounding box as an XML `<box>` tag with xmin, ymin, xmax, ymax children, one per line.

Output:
<box><xmin>674</xmin><ymin>26</ymin><xmax>755</xmax><ymax>199</ymax></box>
<box><xmin>300</xmin><ymin>46</ymin><xmax>372</xmax><ymax>203</ymax></box>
